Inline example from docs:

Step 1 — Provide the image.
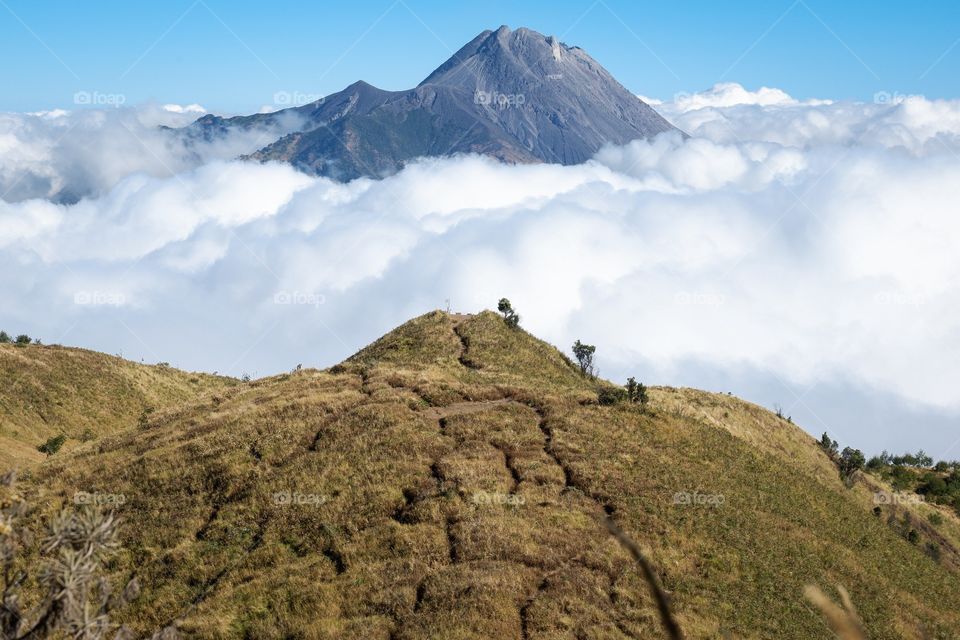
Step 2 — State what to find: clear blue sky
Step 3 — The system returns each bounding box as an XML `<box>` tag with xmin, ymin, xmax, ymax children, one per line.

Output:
<box><xmin>1</xmin><ymin>0</ymin><xmax>958</xmax><ymax>112</ymax></box>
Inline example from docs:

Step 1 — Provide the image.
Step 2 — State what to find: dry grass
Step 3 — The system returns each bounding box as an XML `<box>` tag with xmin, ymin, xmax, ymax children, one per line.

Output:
<box><xmin>0</xmin><ymin>343</ymin><xmax>235</xmax><ymax>470</ymax></box>
<box><xmin>6</xmin><ymin>311</ymin><xmax>960</xmax><ymax>638</ymax></box>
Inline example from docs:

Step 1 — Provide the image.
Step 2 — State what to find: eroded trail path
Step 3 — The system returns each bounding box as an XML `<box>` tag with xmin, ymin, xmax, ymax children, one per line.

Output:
<box><xmin>159</xmin><ymin>313</ymin><xmax>641</xmax><ymax>638</ymax></box>
<box><xmin>419</xmin><ymin>398</ymin><xmax>514</xmax><ymax>421</ymax></box>
<box><xmin>375</xmin><ymin>319</ymin><xmax>639</xmax><ymax>639</ymax></box>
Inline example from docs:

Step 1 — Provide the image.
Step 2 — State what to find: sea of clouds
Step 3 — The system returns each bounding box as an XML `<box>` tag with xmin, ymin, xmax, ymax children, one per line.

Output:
<box><xmin>2</xmin><ymin>83</ymin><xmax>959</xmax><ymax>454</ymax></box>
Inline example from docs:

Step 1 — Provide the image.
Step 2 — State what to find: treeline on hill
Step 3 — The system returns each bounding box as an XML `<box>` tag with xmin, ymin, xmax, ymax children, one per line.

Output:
<box><xmin>819</xmin><ymin>432</ymin><xmax>960</xmax><ymax>516</ymax></box>
<box><xmin>0</xmin><ymin>331</ymin><xmax>38</xmax><ymax>345</ymax></box>
<box><xmin>869</xmin><ymin>450</ymin><xmax>960</xmax><ymax>513</ymax></box>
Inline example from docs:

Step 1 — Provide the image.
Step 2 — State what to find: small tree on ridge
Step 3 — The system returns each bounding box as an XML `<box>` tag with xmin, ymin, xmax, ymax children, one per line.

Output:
<box><xmin>572</xmin><ymin>340</ymin><xmax>596</xmax><ymax>377</ymax></box>
<box><xmin>626</xmin><ymin>377</ymin><xmax>650</xmax><ymax>412</ymax></box>
<box><xmin>497</xmin><ymin>298</ymin><xmax>520</xmax><ymax>329</ymax></box>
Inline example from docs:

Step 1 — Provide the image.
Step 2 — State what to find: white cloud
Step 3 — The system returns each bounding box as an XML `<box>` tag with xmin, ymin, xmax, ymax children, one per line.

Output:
<box><xmin>640</xmin><ymin>82</ymin><xmax>831</xmax><ymax>111</ymax></box>
<box><xmin>162</xmin><ymin>103</ymin><xmax>207</xmax><ymax>115</ymax></box>
<box><xmin>0</xmin><ymin>104</ymin><xmax>300</xmax><ymax>203</ymax></box>
<box><xmin>3</xmin><ymin>87</ymin><xmax>960</xmax><ymax>453</ymax></box>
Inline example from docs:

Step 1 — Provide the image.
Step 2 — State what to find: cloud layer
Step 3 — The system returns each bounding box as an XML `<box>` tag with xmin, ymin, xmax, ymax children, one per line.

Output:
<box><xmin>0</xmin><ymin>104</ymin><xmax>298</xmax><ymax>203</ymax></box>
<box><xmin>3</xmin><ymin>84</ymin><xmax>960</xmax><ymax>454</ymax></box>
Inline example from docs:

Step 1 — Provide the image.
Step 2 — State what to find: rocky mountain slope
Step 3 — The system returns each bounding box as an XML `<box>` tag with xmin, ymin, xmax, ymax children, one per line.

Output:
<box><xmin>184</xmin><ymin>26</ymin><xmax>679</xmax><ymax>180</ymax></box>
<box><xmin>10</xmin><ymin>311</ymin><xmax>960</xmax><ymax>638</ymax></box>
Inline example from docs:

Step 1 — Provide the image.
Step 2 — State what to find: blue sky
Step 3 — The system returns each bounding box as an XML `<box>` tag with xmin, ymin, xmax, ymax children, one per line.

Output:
<box><xmin>2</xmin><ymin>0</ymin><xmax>959</xmax><ymax>113</ymax></box>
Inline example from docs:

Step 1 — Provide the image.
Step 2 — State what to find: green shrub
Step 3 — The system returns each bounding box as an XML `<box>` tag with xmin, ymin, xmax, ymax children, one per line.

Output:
<box><xmin>138</xmin><ymin>407</ymin><xmax>155</xmax><ymax>428</ymax></box>
<box><xmin>0</xmin><ymin>331</ymin><xmax>10</xmax><ymax>343</ymax></box>
<box><xmin>14</xmin><ymin>334</ymin><xmax>31</xmax><ymax>345</ymax></box>
<box><xmin>918</xmin><ymin>473</ymin><xmax>948</xmax><ymax>497</ymax></box>
<box><xmin>889</xmin><ymin>465</ymin><xmax>914</xmax><ymax>491</ymax></box>
<box><xmin>818</xmin><ymin>432</ymin><xmax>839</xmax><ymax>459</ymax></box>
<box><xmin>37</xmin><ymin>434</ymin><xmax>67</xmax><ymax>455</ymax></box>
<box><xmin>839</xmin><ymin>447</ymin><xmax>865</xmax><ymax>480</ymax></box>
<box><xmin>598</xmin><ymin>386</ymin><xmax>628</xmax><ymax>406</ymax></box>
<box><xmin>625</xmin><ymin>377</ymin><xmax>650</xmax><ymax>412</ymax></box>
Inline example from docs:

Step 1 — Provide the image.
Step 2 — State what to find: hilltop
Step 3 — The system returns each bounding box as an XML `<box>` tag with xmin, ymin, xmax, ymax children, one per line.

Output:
<box><xmin>183</xmin><ymin>26</ymin><xmax>679</xmax><ymax>180</ymax></box>
<box><xmin>9</xmin><ymin>311</ymin><xmax>960</xmax><ymax>638</ymax></box>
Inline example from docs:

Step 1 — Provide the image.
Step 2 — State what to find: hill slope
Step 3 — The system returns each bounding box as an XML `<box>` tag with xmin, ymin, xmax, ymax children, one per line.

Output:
<box><xmin>16</xmin><ymin>311</ymin><xmax>960</xmax><ymax>638</ymax></box>
<box><xmin>0</xmin><ymin>343</ymin><xmax>236</xmax><ymax>469</ymax></box>
<box><xmin>186</xmin><ymin>26</ymin><xmax>679</xmax><ymax>180</ymax></box>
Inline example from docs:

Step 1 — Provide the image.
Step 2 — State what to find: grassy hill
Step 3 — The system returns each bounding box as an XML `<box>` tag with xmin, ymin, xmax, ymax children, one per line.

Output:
<box><xmin>0</xmin><ymin>343</ymin><xmax>236</xmax><ymax>469</ymax></box>
<box><xmin>10</xmin><ymin>311</ymin><xmax>960</xmax><ymax>638</ymax></box>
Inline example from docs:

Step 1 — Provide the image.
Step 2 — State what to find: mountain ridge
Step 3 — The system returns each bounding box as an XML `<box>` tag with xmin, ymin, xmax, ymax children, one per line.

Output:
<box><xmin>9</xmin><ymin>309</ymin><xmax>960</xmax><ymax>638</ymax></box>
<box><xmin>183</xmin><ymin>25</ymin><xmax>679</xmax><ymax>180</ymax></box>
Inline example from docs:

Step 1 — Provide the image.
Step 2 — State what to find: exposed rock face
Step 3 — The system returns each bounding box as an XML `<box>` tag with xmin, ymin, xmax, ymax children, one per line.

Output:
<box><xmin>185</xmin><ymin>26</ymin><xmax>679</xmax><ymax>180</ymax></box>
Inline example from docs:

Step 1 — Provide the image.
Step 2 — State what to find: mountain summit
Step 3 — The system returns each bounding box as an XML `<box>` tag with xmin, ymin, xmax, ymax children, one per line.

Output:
<box><xmin>186</xmin><ymin>26</ymin><xmax>679</xmax><ymax>180</ymax></box>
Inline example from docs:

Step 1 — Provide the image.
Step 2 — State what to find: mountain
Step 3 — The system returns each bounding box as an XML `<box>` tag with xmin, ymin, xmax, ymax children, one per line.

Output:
<box><xmin>184</xmin><ymin>26</ymin><xmax>679</xmax><ymax>180</ymax></box>
<box><xmin>0</xmin><ymin>343</ymin><xmax>235</xmax><ymax>469</ymax></box>
<box><xmin>12</xmin><ymin>311</ymin><xmax>960</xmax><ymax>638</ymax></box>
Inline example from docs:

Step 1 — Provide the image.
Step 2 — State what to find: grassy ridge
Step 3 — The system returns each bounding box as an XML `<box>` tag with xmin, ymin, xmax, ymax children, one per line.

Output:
<box><xmin>0</xmin><ymin>343</ymin><xmax>236</xmax><ymax>468</ymax></box>
<box><xmin>8</xmin><ymin>311</ymin><xmax>960</xmax><ymax>638</ymax></box>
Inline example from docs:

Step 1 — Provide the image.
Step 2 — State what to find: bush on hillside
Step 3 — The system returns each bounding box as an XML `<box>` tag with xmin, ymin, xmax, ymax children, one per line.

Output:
<box><xmin>918</xmin><ymin>472</ymin><xmax>948</xmax><ymax>497</ymax></box>
<box><xmin>13</xmin><ymin>335</ymin><xmax>30</xmax><ymax>346</ymax></box>
<box><xmin>598</xmin><ymin>386</ymin><xmax>628</xmax><ymax>405</ymax></box>
<box><xmin>0</xmin><ymin>331</ymin><xmax>10</xmax><ymax>344</ymax></box>
<box><xmin>625</xmin><ymin>377</ymin><xmax>650</xmax><ymax>412</ymax></box>
<box><xmin>839</xmin><ymin>447</ymin><xmax>865</xmax><ymax>480</ymax></box>
<box><xmin>818</xmin><ymin>432</ymin><xmax>839</xmax><ymax>459</ymax></box>
<box><xmin>37</xmin><ymin>434</ymin><xmax>67</xmax><ymax>456</ymax></box>
<box><xmin>137</xmin><ymin>407</ymin><xmax>155</xmax><ymax>429</ymax></box>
